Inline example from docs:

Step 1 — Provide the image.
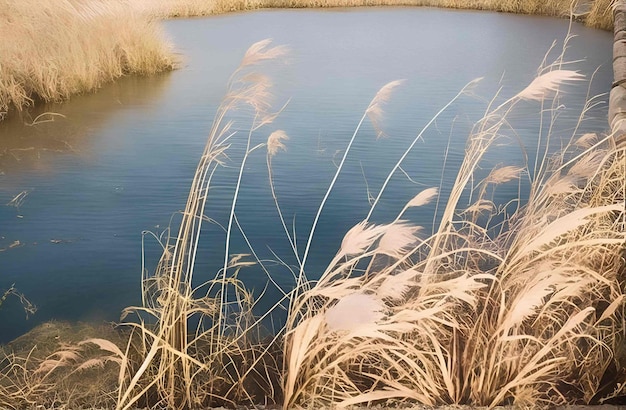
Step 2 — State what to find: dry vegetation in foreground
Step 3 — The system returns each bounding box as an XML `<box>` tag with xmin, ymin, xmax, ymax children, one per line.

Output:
<box><xmin>118</xmin><ymin>39</ymin><xmax>626</xmax><ymax>408</ymax></box>
<box><xmin>3</xmin><ymin>38</ymin><xmax>624</xmax><ymax>409</ymax></box>
<box><xmin>139</xmin><ymin>0</ymin><xmax>615</xmax><ymax>30</ymax></box>
<box><xmin>0</xmin><ymin>0</ymin><xmax>175</xmax><ymax>118</ymax></box>
<box><xmin>0</xmin><ymin>322</ymin><xmax>127</xmax><ymax>409</ymax></box>
<box><xmin>283</xmin><ymin>65</ymin><xmax>626</xmax><ymax>409</ymax></box>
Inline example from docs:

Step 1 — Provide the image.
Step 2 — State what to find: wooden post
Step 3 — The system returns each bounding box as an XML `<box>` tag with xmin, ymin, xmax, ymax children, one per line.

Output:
<box><xmin>610</xmin><ymin>1</ymin><xmax>626</xmax><ymax>138</ymax></box>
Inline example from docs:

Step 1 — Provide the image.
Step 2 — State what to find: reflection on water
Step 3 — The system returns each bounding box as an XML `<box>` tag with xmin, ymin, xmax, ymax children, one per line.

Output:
<box><xmin>0</xmin><ymin>7</ymin><xmax>613</xmax><ymax>343</ymax></box>
<box><xmin>0</xmin><ymin>73</ymin><xmax>172</xmax><ymax>174</ymax></box>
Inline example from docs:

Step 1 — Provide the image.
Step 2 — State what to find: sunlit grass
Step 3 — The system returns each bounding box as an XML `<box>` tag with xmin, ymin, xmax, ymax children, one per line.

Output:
<box><xmin>0</xmin><ymin>0</ymin><xmax>613</xmax><ymax>119</ymax></box>
<box><xmin>0</xmin><ymin>322</ymin><xmax>126</xmax><ymax>409</ymax></box>
<box><xmin>109</xmin><ymin>37</ymin><xmax>623</xmax><ymax>409</ymax></box>
<box><xmin>283</xmin><ymin>66</ymin><xmax>626</xmax><ymax>408</ymax></box>
<box><xmin>0</xmin><ymin>0</ymin><xmax>175</xmax><ymax>116</ymax></box>
<box><xmin>0</xmin><ymin>11</ymin><xmax>623</xmax><ymax>409</ymax></box>
<box><xmin>140</xmin><ymin>0</ymin><xmax>614</xmax><ymax>30</ymax></box>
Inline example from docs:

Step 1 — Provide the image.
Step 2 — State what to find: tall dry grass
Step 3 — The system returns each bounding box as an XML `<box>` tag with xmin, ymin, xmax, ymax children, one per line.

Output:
<box><xmin>109</xmin><ymin>37</ymin><xmax>626</xmax><ymax>410</ymax></box>
<box><xmin>115</xmin><ymin>39</ymin><xmax>288</xmax><ymax>409</ymax></box>
<box><xmin>0</xmin><ymin>326</ymin><xmax>127</xmax><ymax>410</ymax></box>
<box><xmin>282</xmin><ymin>50</ymin><xmax>626</xmax><ymax>407</ymax></box>
<box><xmin>139</xmin><ymin>0</ymin><xmax>614</xmax><ymax>30</ymax></box>
<box><xmin>0</xmin><ymin>28</ymin><xmax>623</xmax><ymax>410</ymax></box>
<box><xmin>0</xmin><ymin>0</ymin><xmax>175</xmax><ymax>117</ymax></box>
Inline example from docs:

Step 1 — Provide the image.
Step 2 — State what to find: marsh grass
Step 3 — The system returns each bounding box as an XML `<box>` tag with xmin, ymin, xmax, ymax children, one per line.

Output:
<box><xmin>115</xmin><ymin>39</ymin><xmax>289</xmax><ymax>409</ymax></box>
<box><xmin>282</xmin><ymin>47</ymin><xmax>626</xmax><ymax>408</ymax></box>
<box><xmin>141</xmin><ymin>0</ymin><xmax>614</xmax><ymax>29</ymax></box>
<box><xmin>0</xmin><ymin>0</ymin><xmax>614</xmax><ymax>120</ymax></box>
<box><xmin>0</xmin><ymin>322</ymin><xmax>127</xmax><ymax>409</ymax></box>
<box><xmin>0</xmin><ymin>0</ymin><xmax>612</xmax><ymax>118</ymax></box>
<box><xmin>0</xmin><ymin>0</ymin><xmax>175</xmax><ymax>116</ymax></box>
<box><xmin>109</xmin><ymin>35</ymin><xmax>625</xmax><ymax>410</ymax></box>
<box><xmin>1</xmin><ymin>30</ymin><xmax>624</xmax><ymax>410</ymax></box>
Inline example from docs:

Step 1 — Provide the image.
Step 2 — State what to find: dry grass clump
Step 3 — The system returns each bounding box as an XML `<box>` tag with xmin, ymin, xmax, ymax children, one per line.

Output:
<box><xmin>282</xmin><ymin>60</ymin><xmax>626</xmax><ymax>407</ymax></box>
<box><xmin>586</xmin><ymin>0</ymin><xmax>616</xmax><ymax>30</ymax></box>
<box><xmin>115</xmin><ymin>39</ymin><xmax>288</xmax><ymax>410</ymax></box>
<box><xmin>1</xmin><ymin>34</ymin><xmax>623</xmax><ymax>409</ymax></box>
<box><xmin>0</xmin><ymin>0</ymin><xmax>175</xmax><ymax>117</ymax></box>
<box><xmin>139</xmin><ymin>0</ymin><xmax>614</xmax><ymax>30</ymax></box>
<box><xmin>434</xmin><ymin>0</ymin><xmax>614</xmax><ymax>29</ymax></box>
<box><xmin>0</xmin><ymin>322</ymin><xmax>127</xmax><ymax>409</ymax></box>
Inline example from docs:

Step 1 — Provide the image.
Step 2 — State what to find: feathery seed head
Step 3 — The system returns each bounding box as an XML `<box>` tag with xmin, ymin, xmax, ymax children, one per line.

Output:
<box><xmin>324</xmin><ymin>292</ymin><xmax>385</xmax><ymax>333</ymax></box>
<box><xmin>368</xmin><ymin>79</ymin><xmax>405</xmax><ymax>110</ymax></box>
<box><xmin>485</xmin><ymin>165</ymin><xmax>524</xmax><ymax>184</ymax></box>
<box><xmin>574</xmin><ymin>132</ymin><xmax>598</xmax><ymax>148</ymax></box>
<box><xmin>463</xmin><ymin>199</ymin><xmax>495</xmax><ymax>215</ymax></box>
<box><xmin>366</xmin><ymin>79</ymin><xmax>404</xmax><ymax>139</ymax></box>
<box><xmin>377</xmin><ymin>222</ymin><xmax>421</xmax><ymax>258</ymax></box>
<box><xmin>407</xmin><ymin>187</ymin><xmax>439</xmax><ymax>208</ymax></box>
<box><xmin>517</xmin><ymin>70</ymin><xmax>585</xmax><ymax>101</ymax></box>
<box><xmin>339</xmin><ymin>221</ymin><xmax>387</xmax><ymax>257</ymax></box>
<box><xmin>545</xmin><ymin>174</ymin><xmax>580</xmax><ymax>196</ymax></box>
<box><xmin>240</xmin><ymin>39</ymin><xmax>289</xmax><ymax>68</ymax></box>
<box><xmin>267</xmin><ymin>130</ymin><xmax>289</xmax><ymax>156</ymax></box>
<box><xmin>375</xmin><ymin>268</ymin><xmax>418</xmax><ymax>301</ymax></box>
<box><xmin>568</xmin><ymin>150</ymin><xmax>605</xmax><ymax>179</ymax></box>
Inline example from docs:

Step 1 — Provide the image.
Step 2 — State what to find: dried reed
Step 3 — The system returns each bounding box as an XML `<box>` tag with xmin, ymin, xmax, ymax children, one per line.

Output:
<box><xmin>282</xmin><ymin>51</ymin><xmax>625</xmax><ymax>408</ymax></box>
<box><xmin>116</xmin><ymin>39</ymin><xmax>288</xmax><ymax>409</ymax></box>
<box><xmin>140</xmin><ymin>0</ymin><xmax>614</xmax><ymax>30</ymax></box>
<box><xmin>0</xmin><ymin>0</ymin><xmax>175</xmax><ymax>116</ymax></box>
<box><xmin>1</xmin><ymin>18</ymin><xmax>623</xmax><ymax>408</ymax></box>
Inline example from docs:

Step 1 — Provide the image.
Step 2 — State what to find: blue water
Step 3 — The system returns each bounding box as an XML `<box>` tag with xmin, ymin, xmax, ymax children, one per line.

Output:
<box><xmin>0</xmin><ymin>7</ymin><xmax>612</xmax><ymax>342</ymax></box>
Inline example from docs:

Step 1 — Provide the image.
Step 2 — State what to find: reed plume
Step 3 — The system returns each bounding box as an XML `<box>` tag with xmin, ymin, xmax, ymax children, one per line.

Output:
<box><xmin>283</xmin><ymin>54</ymin><xmax>626</xmax><ymax>408</ymax></box>
<box><xmin>116</xmin><ymin>39</ymin><xmax>287</xmax><ymax>410</ymax></box>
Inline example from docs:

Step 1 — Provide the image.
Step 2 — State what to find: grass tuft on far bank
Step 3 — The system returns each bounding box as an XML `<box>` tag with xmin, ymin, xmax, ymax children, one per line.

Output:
<box><xmin>142</xmin><ymin>0</ymin><xmax>614</xmax><ymax>30</ymax></box>
<box><xmin>0</xmin><ymin>0</ymin><xmax>614</xmax><ymax>120</ymax></box>
<box><xmin>0</xmin><ymin>0</ymin><xmax>176</xmax><ymax>117</ymax></box>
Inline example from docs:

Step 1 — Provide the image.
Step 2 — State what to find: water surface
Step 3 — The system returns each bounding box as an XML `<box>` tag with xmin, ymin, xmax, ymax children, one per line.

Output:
<box><xmin>0</xmin><ymin>7</ymin><xmax>612</xmax><ymax>342</ymax></box>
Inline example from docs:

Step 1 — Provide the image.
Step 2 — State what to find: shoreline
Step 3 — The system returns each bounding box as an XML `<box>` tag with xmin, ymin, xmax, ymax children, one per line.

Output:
<box><xmin>0</xmin><ymin>0</ymin><xmax>614</xmax><ymax>120</ymax></box>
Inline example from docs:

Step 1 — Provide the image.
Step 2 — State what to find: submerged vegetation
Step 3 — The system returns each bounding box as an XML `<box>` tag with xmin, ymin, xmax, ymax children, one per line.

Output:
<box><xmin>2</xmin><ymin>34</ymin><xmax>624</xmax><ymax>408</ymax></box>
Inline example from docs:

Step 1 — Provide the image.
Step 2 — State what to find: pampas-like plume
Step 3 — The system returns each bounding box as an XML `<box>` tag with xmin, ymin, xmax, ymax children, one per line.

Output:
<box><xmin>407</xmin><ymin>187</ymin><xmax>439</xmax><ymax>207</ymax></box>
<box><xmin>568</xmin><ymin>150</ymin><xmax>605</xmax><ymax>179</ymax></box>
<box><xmin>366</xmin><ymin>79</ymin><xmax>404</xmax><ymax>139</ymax></box>
<box><xmin>517</xmin><ymin>203</ymin><xmax>623</xmax><ymax>256</ymax></box>
<box><xmin>574</xmin><ymin>132</ymin><xmax>598</xmax><ymax>148</ymax></box>
<box><xmin>240</xmin><ymin>38</ymin><xmax>289</xmax><ymax>68</ymax></box>
<box><xmin>484</xmin><ymin>165</ymin><xmax>523</xmax><ymax>184</ymax></box>
<box><xmin>375</xmin><ymin>268</ymin><xmax>418</xmax><ymax>301</ymax></box>
<box><xmin>505</xmin><ymin>275</ymin><xmax>556</xmax><ymax>327</ymax></box>
<box><xmin>544</xmin><ymin>174</ymin><xmax>580</xmax><ymax>196</ymax></box>
<box><xmin>324</xmin><ymin>292</ymin><xmax>385</xmax><ymax>333</ymax></box>
<box><xmin>34</xmin><ymin>348</ymin><xmax>82</xmax><ymax>375</ymax></box>
<box><xmin>79</xmin><ymin>338</ymin><xmax>125</xmax><ymax>359</ymax></box>
<box><xmin>338</xmin><ymin>221</ymin><xmax>387</xmax><ymax>257</ymax></box>
<box><xmin>376</xmin><ymin>222</ymin><xmax>421</xmax><ymax>258</ymax></box>
<box><xmin>267</xmin><ymin>130</ymin><xmax>289</xmax><ymax>156</ymax></box>
<box><xmin>517</xmin><ymin>70</ymin><xmax>585</xmax><ymax>101</ymax></box>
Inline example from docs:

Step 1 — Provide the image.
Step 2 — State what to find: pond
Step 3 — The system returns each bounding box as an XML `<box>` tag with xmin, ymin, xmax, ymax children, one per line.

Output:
<box><xmin>0</xmin><ymin>7</ymin><xmax>612</xmax><ymax>343</ymax></box>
